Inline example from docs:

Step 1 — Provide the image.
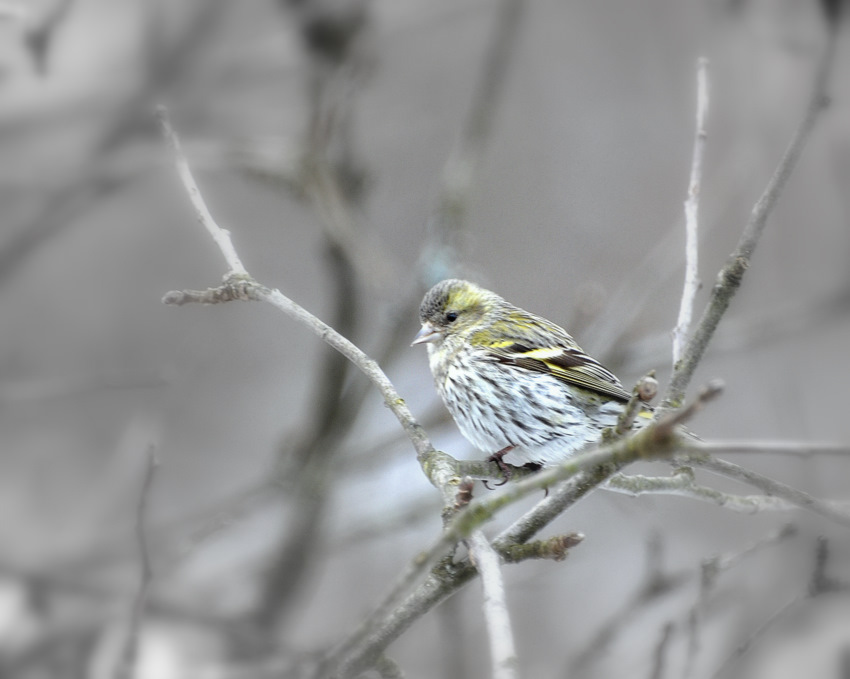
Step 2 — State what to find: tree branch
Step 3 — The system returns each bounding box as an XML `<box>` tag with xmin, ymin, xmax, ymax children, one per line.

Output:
<box><xmin>156</xmin><ymin>107</ymin><xmax>247</xmax><ymax>276</ymax></box>
<box><xmin>113</xmin><ymin>448</ymin><xmax>158</xmax><ymax>679</ymax></box>
<box><xmin>662</xmin><ymin>23</ymin><xmax>839</xmax><ymax>408</ymax></box>
<box><xmin>672</xmin><ymin>57</ymin><xmax>709</xmax><ymax>367</ymax></box>
<box><xmin>681</xmin><ymin>452</ymin><xmax>850</xmax><ymax>529</ymax></box>
<box><xmin>605</xmin><ymin>468</ymin><xmax>796</xmax><ymax>513</ymax></box>
<box><xmin>467</xmin><ymin>531</ymin><xmax>519</xmax><ymax>679</ymax></box>
<box><xmin>156</xmin><ymin>106</ymin><xmax>459</xmax><ymax>492</ymax></box>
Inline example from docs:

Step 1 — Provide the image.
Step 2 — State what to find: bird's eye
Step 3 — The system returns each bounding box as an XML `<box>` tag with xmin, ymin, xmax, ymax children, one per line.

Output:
<box><xmin>445</xmin><ymin>311</ymin><xmax>459</xmax><ymax>323</ymax></box>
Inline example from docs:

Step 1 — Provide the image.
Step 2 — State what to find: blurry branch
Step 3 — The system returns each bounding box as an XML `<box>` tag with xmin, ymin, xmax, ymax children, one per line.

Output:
<box><xmin>617</xmin><ymin>284</ymin><xmax>850</xmax><ymax>373</ymax></box>
<box><xmin>466</xmin><ymin>530</ymin><xmax>519</xmax><ymax>679</ymax></box>
<box><xmin>572</xmin><ymin>533</ymin><xmax>689</xmax><ymax>676</ymax></box>
<box><xmin>672</xmin><ymin>57</ymin><xmax>708</xmax><ymax>368</ymax></box>
<box><xmin>421</xmin><ymin>0</ymin><xmax>527</xmax><ymax>282</ymax></box>
<box><xmin>695</xmin><ymin>439</ymin><xmax>850</xmax><ymax>458</ymax></box>
<box><xmin>713</xmin><ymin>597</ymin><xmax>801</xmax><ymax>679</ymax></box>
<box><xmin>712</xmin><ymin>535</ymin><xmax>849</xmax><ymax>679</ymax></box>
<box><xmin>661</xmin><ymin>19</ymin><xmax>839</xmax><ymax>408</ymax></box>
<box><xmin>22</xmin><ymin>0</ymin><xmax>75</xmax><ymax>74</ymax></box>
<box><xmin>649</xmin><ymin>622</ymin><xmax>675</xmax><ymax>679</ymax></box>
<box><xmin>334</xmin><ymin>496</ymin><xmax>439</xmax><ymax>552</ymax></box>
<box><xmin>0</xmin><ymin>0</ymin><xmax>227</xmax><ymax>286</ymax></box>
<box><xmin>113</xmin><ymin>449</ymin><xmax>158</xmax><ymax>679</ymax></box>
<box><xmin>247</xmin><ymin>0</ymin><xmax>380</xmax><ymax>630</ymax></box>
<box><xmin>681</xmin><ymin>452</ymin><xmax>850</xmax><ymax>529</ymax></box>
<box><xmin>684</xmin><ymin>523</ymin><xmax>798</xmax><ymax>677</ymax></box>
<box><xmin>571</xmin><ymin>524</ymin><xmax>797</xmax><ymax>678</ymax></box>
<box><xmin>359</xmin><ymin>0</ymin><xmax>527</xmax><ymax>383</ymax></box>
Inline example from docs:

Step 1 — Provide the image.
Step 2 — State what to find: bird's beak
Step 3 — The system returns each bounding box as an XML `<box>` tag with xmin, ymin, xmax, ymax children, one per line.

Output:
<box><xmin>411</xmin><ymin>323</ymin><xmax>441</xmax><ymax>346</ymax></box>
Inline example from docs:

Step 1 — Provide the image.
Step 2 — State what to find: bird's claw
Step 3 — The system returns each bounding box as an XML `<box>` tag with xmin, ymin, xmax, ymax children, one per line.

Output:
<box><xmin>483</xmin><ymin>445</ymin><xmax>515</xmax><ymax>489</ymax></box>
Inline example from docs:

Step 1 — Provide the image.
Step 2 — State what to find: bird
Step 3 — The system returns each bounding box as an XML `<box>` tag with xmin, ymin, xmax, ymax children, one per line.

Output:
<box><xmin>412</xmin><ymin>278</ymin><xmax>651</xmax><ymax>472</ymax></box>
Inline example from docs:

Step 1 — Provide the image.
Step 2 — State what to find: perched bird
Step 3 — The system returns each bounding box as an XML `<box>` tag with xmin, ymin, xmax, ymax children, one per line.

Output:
<box><xmin>412</xmin><ymin>279</ymin><xmax>650</xmax><ymax>470</ymax></box>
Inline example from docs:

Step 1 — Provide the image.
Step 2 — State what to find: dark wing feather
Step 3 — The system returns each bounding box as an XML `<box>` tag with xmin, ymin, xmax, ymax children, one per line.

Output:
<box><xmin>488</xmin><ymin>341</ymin><xmax>631</xmax><ymax>403</ymax></box>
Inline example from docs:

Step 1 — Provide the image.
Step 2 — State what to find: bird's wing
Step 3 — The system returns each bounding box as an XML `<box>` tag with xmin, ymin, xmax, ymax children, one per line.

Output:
<box><xmin>488</xmin><ymin>342</ymin><xmax>631</xmax><ymax>402</ymax></box>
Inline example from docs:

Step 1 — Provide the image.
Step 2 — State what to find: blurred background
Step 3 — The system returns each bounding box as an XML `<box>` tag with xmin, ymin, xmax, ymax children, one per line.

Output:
<box><xmin>0</xmin><ymin>0</ymin><xmax>849</xmax><ymax>677</ymax></box>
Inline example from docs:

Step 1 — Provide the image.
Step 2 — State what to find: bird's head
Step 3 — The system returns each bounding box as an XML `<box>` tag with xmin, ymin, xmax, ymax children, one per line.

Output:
<box><xmin>412</xmin><ymin>279</ymin><xmax>495</xmax><ymax>347</ymax></box>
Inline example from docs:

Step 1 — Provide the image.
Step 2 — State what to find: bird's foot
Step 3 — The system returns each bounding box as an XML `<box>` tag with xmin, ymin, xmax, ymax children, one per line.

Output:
<box><xmin>482</xmin><ymin>445</ymin><xmax>516</xmax><ymax>489</ymax></box>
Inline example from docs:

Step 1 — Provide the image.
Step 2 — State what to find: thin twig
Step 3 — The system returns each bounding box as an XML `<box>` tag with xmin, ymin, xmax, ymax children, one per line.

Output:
<box><xmin>571</xmin><ymin>535</ymin><xmax>688</xmax><ymax>676</ymax></box>
<box><xmin>712</xmin><ymin>533</ymin><xmax>849</xmax><ymax>678</ymax></box>
<box><xmin>605</xmin><ymin>468</ymin><xmax>796</xmax><ymax>513</ymax></box>
<box><xmin>155</xmin><ymin>107</ymin><xmax>247</xmax><ymax>276</ymax></box>
<box><xmin>113</xmin><ymin>448</ymin><xmax>159</xmax><ymax>679</ymax></box>
<box><xmin>683</xmin><ymin>453</ymin><xmax>850</xmax><ymax>529</ymax></box>
<box><xmin>662</xmin><ymin>24</ymin><xmax>839</xmax><ymax>408</ymax></box>
<box><xmin>467</xmin><ymin>531</ymin><xmax>518</xmax><ymax>679</ymax></box>
<box><xmin>695</xmin><ymin>439</ymin><xmax>850</xmax><ymax>458</ymax></box>
<box><xmin>686</xmin><ymin>522</ymin><xmax>797</xmax><ymax>676</ymax></box>
<box><xmin>672</xmin><ymin>57</ymin><xmax>709</xmax><ymax>367</ymax></box>
<box><xmin>711</xmin><ymin>595</ymin><xmax>802</xmax><ymax>679</ymax></box>
<box><xmin>156</xmin><ymin>105</ymin><xmax>454</xmax><ymax>489</ymax></box>
<box><xmin>572</xmin><ymin>523</ymin><xmax>796</xmax><ymax>678</ymax></box>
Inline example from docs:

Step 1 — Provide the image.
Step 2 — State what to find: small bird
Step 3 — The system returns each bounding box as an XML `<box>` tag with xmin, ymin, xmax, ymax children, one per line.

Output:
<box><xmin>412</xmin><ymin>279</ymin><xmax>649</xmax><ymax>470</ymax></box>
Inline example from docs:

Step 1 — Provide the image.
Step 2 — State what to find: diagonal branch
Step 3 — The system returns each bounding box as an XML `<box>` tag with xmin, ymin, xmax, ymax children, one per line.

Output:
<box><xmin>156</xmin><ymin>106</ymin><xmax>454</xmax><ymax>484</ymax></box>
<box><xmin>681</xmin><ymin>452</ymin><xmax>850</xmax><ymax>528</ymax></box>
<box><xmin>662</xmin><ymin>22</ymin><xmax>839</xmax><ymax>408</ymax></box>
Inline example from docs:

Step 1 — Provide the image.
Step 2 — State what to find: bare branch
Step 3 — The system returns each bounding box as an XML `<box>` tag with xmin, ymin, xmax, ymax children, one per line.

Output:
<box><xmin>605</xmin><ymin>467</ymin><xmax>796</xmax><ymax>514</ymax></box>
<box><xmin>711</xmin><ymin>595</ymin><xmax>801</xmax><ymax>679</ymax></box>
<box><xmin>423</xmin><ymin>0</ymin><xmax>528</xmax><ymax>281</ymax></box>
<box><xmin>683</xmin><ymin>453</ymin><xmax>850</xmax><ymax>529</ymax></box>
<box><xmin>155</xmin><ymin>107</ymin><xmax>248</xmax><ymax>276</ymax></box>
<box><xmin>684</xmin><ymin>524</ymin><xmax>798</xmax><ymax>677</ymax></box>
<box><xmin>156</xmin><ymin>106</ymin><xmax>455</xmax><ymax>490</ymax></box>
<box><xmin>672</xmin><ymin>57</ymin><xmax>709</xmax><ymax>367</ymax></box>
<box><xmin>113</xmin><ymin>448</ymin><xmax>159</xmax><ymax>679</ymax></box>
<box><xmin>571</xmin><ymin>534</ymin><xmax>689</xmax><ymax>676</ymax></box>
<box><xmin>648</xmin><ymin>622</ymin><xmax>675</xmax><ymax>679</ymax></box>
<box><xmin>694</xmin><ymin>439</ymin><xmax>850</xmax><ymax>458</ymax></box>
<box><xmin>467</xmin><ymin>531</ymin><xmax>519</xmax><ymax>679</ymax></box>
<box><xmin>662</xmin><ymin>24</ymin><xmax>839</xmax><ymax>408</ymax></box>
<box><xmin>712</xmin><ymin>534</ymin><xmax>849</xmax><ymax>678</ymax></box>
<box><xmin>573</xmin><ymin>524</ymin><xmax>797</xmax><ymax>678</ymax></box>
<box><xmin>330</xmin><ymin>384</ymin><xmax>722</xmax><ymax>676</ymax></box>
<box><xmin>22</xmin><ymin>0</ymin><xmax>75</xmax><ymax>74</ymax></box>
